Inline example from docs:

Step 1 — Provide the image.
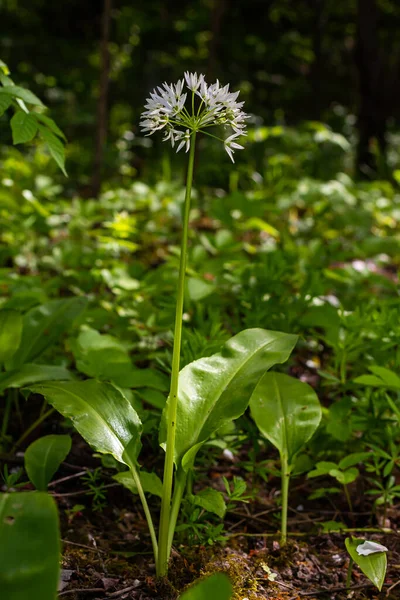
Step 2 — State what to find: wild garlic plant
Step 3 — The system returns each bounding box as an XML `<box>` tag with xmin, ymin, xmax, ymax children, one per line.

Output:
<box><xmin>141</xmin><ymin>72</ymin><xmax>248</xmax><ymax>573</ymax></box>
<box><xmin>31</xmin><ymin>73</ymin><xmax>298</xmax><ymax>579</ymax></box>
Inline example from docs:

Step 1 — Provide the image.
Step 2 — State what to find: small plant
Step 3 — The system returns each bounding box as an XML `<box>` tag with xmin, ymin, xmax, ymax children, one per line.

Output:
<box><xmin>308</xmin><ymin>452</ymin><xmax>370</xmax><ymax>512</ymax></box>
<box><xmin>81</xmin><ymin>468</ymin><xmax>108</xmax><ymax>512</ymax></box>
<box><xmin>250</xmin><ymin>372</ymin><xmax>321</xmax><ymax>544</ymax></box>
<box><xmin>29</xmin><ymin>72</ymin><xmax>298</xmax><ymax>578</ymax></box>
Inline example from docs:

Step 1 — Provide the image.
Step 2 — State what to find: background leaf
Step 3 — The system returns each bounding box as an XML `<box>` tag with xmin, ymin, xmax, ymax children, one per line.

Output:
<box><xmin>0</xmin><ymin>93</ymin><xmax>12</xmax><ymax>116</ymax></box>
<box><xmin>6</xmin><ymin>297</ymin><xmax>87</xmax><ymax>370</ymax></box>
<box><xmin>0</xmin><ymin>364</ymin><xmax>74</xmax><ymax>393</ymax></box>
<box><xmin>191</xmin><ymin>488</ymin><xmax>226</xmax><ymax>518</ymax></box>
<box><xmin>24</xmin><ymin>434</ymin><xmax>72</xmax><ymax>490</ymax></box>
<box><xmin>250</xmin><ymin>372</ymin><xmax>321</xmax><ymax>463</ymax></box>
<box><xmin>114</xmin><ymin>470</ymin><xmax>163</xmax><ymax>498</ymax></box>
<box><xmin>0</xmin><ymin>492</ymin><xmax>60</xmax><ymax>600</ymax></box>
<box><xmin>11</xmin><ymin>111</ymin><xmax>38</xmax><ymax>144</ymax></box>
<box><xmin>0</xmin><ymin>85</ymin><xmax>44</xmax><ymax>106</ymax></box>
<box><xmin>0</xmin><ymin>309</ymin><xmax>22</xmax><ymax>364</ymax></box>
<box><xmin>38</xmin><ymin>125</ymin><xmax>67</xmax><ymax>175</ymax></box>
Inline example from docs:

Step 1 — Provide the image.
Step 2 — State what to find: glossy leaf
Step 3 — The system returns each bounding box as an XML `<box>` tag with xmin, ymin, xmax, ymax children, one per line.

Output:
<box><xmin>179</xmin><ymin>573</ymin><xmax>233</xmax><ymax>600</ymax></box>
<box><xmin>7</xmin><ymin>297</ymin><xmax>87</xmax><ymax>370</ymax></box>
<box><xmin>0</xmin><ymin>309</ymin><xmax>22</xmax><ymax>364</ymax></box>
<box><xmin>250</xmin><ymin>372</ymin><xmax>321</xmax><ymax>463</ymax></box>
<box><xmin>161</xmin><ymin>328</ymin><xmax>297</xmax><ymax>469</ymax></box>
<box><xmin>345</xmin><ymin>537</ymin><xmax>387</xmax><ymax>591</ymax></box>
<box><xmin>11</xmin><ymin>111</ymin><xmax>38</xmax><ymax>144</ymax></box>
<box><xmin>0</xmin><ymin>364</ymin><xmax>74</xmax><ymax>393</ymax></box>
<box><xmin>29</xmin><ymin>380</ymin><xmax>142</xmax><ymax>466</ymax></box>
<box><xmin>0</xmin><ymin>492</ymin><xmax>60</xmax><ymax>600</ymax></box>
<box><xmin>24</xmin><ymin>434</ymin><xmax>72</xmax><ymax>490</ymax></box>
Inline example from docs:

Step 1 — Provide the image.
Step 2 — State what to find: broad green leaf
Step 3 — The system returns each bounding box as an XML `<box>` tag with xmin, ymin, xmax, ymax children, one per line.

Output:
<box><xmin>114</xmin><ymin>470</ymin><xmax>163</xmax><ymax>498</ymax></box>
<box><xmin>191</xmin><ymin>488</ymin><xmax>226</xmax><ymax>518</ymax></box>
<box><xmin>0</xmin><ymin>492</ymin><xmax>60</xmax><ymax>600</ymax></box>
<box><xmin>161</xmin><ymin>328</ymin><xmax>297</xmax><ymax>469</ymax></box>
<box><xmin>7</xmin><ymin>297</ymin><xmax>87</xmax><ymax>370</ymax></box>
<box><xmin>338</xmin><ymin>452</ymin><xmax>371</xmax><ymax>470</ymax></box>
<box><xmin>345</xmin><ymin>537</ymin><xmax>387</xmax><ymax>591</ymax></box>
<box><xmin>24</xmin><ymin>434</ymin><xmax>72</xmax><ymax>491</ymax></box>
<box><xmin>71</xmin><ymin>327</ymin><xmax>133</xmax><ymax>382</ymax></box>
<box><xmin>179</xmin><ymin>573</ymin><xmax>233</xmax><ymax>600</ymax></box>
<box><xmin>308</xmin><ymin>462</ymin><xmax>338</xmax><ymax>478</ymax></box>
<box><xmin>354</xmin><ymin>375</ymin><xmax>388</xmax><ymax>387</ymax></box>
<box><xmin>187</xmin><ymin>277</ymin><xmax>215</xmax><ymax>302</ymax></box>
<box><xmin>250</xmin><ymin>372</ymin><xmax>321</xmax><ymax>463</ymax></box>
<box><xmin>0</xmin><ymin>93</ymin><xmax>12</xmax><ymax>116</ymax></box>
<box><xmin>369</xmin><ymin>366</ymin><xmax>400</xmax><ymax>389</ymax></box>
<box><xmin>38</xmin><ymin>125</ymin><xmax>67</xmax><ymax>175</ymax></box>
<box><xmin>0</xmin><ymin>86</ymin><xmax>44</xmax><ymax>106</ymax></box>
<box><xmin>29</xmin><ymin>380</ymin><xmax>142</xmax><ymax>466</ymax></box>
<box><xmin>0</xmin><ymin>309</ymin><xmax>22</xmax><ymax>364</ymax></box>
<box><xmin>0</xmin><ymin>364</ymin><xmax>74</xmax><ymax>393</ymax></box>
<box><xmin>10</xmin><ymin>111</ymin><xmax>38</xmax><ymax>144</ymax></box>
<box><xmin>35</xmin><ymin>113</ymin><xmax>66</xmax><ymax>140</ymax></box>
<box><xmin>330</xmin><ymin>467</ymin><xmax>359</xmax><ymax>485</ymax></box>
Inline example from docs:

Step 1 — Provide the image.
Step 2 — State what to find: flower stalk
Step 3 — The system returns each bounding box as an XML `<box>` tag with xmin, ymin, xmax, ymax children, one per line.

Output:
<box><xmin>140</xmin><ymin>72</ymin><xmax>248</xmax><ymax>577</ymax></box>
<box><xmin>157</xmin><ymin>132</ymin><xmax>197</xmax><ymax>577</ymax></box>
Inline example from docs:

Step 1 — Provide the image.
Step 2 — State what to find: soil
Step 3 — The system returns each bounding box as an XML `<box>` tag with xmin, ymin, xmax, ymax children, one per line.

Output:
<box><xmin>52</xmin><ymin>436</ymin><xmax>400</xmax><ymax>600</ymax></box>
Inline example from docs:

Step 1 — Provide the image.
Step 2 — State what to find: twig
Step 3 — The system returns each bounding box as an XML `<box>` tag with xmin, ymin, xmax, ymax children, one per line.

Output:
<box><xmin>106</xmin><ymin>584</ymin><xmax>140</xmax><ymax>598</ymax></box>
<box><xmin>51</xmin><ymin>483</ymin><xmax>119</xmax><ymax>497</ymax></box>
<box><xmin>386</xmin><ymin>579</ymin><xmax>400</xmax><ymax>595</ymax></box>
<box><xmin>288</xmin><ymin>582</ymin><xmax>390</xmax><ymax>599</ymax></box>
<box><xmin>59</xmin><ymin>588</ymin><xmax>104</xmax><ymax>597</ymax></box>
<box><xmin>61</xmin><ymin>539</ymin><xmax>105</xmax><ymax>553</ymax></box>
<box><xmin>48</xmin><ymin>470</ymin><xmax>88</xmax><ymax>487</ymax></box>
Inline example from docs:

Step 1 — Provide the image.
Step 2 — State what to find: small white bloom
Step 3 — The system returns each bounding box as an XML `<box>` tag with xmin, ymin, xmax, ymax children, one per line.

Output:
<box><xmin>140</xmin><ymin>72</ymin><xmax>248</xmax><ymax>160</ymax></box>
<box><xmin>356</xmin><ymin>541</ymin><xmax>388</xmax><ymax>556</ymax></box>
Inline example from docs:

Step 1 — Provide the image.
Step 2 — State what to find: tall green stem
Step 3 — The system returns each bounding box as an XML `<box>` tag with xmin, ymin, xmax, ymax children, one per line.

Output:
<box><xmin>280</xmin><ymin>453</ymin><xmax>290</xmax><ymax>545</ymax></box>
<box><xmin>157</xmin><ymin>132</ymin><xmax>197</xmax><ymax>577</ymax></box>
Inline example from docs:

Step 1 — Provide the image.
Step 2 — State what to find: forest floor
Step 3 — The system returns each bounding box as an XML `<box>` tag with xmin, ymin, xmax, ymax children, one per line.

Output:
<box><xmin>53</xmin><ymin>436</ymin><xmax>400</xmax><ymax>600</ymax></box>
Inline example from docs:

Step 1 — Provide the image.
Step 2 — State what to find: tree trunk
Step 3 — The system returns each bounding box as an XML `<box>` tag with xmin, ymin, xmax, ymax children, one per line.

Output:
<box><xmin>90</xmin><ymin>0</ymin><xmax>112</xmax><ymax>198</ymax></box>
<box><xmin>355</xmin><ymin>0</ymin><xmax>387</xmax><ymax>178</ymax></box>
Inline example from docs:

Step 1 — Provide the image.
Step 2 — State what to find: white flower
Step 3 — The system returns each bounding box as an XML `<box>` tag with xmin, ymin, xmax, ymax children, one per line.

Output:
<box><xmin>140</xmin><ymin>72</ymin><xmax>248</xmax><ymax>158</ymax></box>
<box><xmin>356</xmin><ymin>541</ymin><xmax>388</xmax><ymax>556</ymax></box>
<box><xmin>224</xmin><ymin>133</ymin><xmax>244</xmax><ymax>163</ymax></box>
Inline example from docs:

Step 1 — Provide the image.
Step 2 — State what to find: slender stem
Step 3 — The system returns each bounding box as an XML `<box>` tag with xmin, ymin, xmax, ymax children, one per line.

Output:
<box><xmin>1</xmin><ymin>389</ymin><xmax>16</xmax><ymax>442</ymax></box>
<box><xmin>157</xmin><ymin>132</ymin><xmax>197</xmax><ymax>577</ymax></box>
<box><xmin>346</xmin><ymin>557</ymin><xmax>354</xmax><ymax>591</ymax></box>
<box><xmin>166</xmin><ymin>469</ymin><xmax>187</xmax><ymax>557</ymax></box>
<box><xmin>127</xmin><ymin>461</ymin><xmax>158</xmax><ymax>563</ymax></box>
<box><xmin>280</xmin><ymin>453</ymin><xmax>290</xmax><ymax>545</ymax></box>
<box><xmin>344</xmin><ymin>484</ymin><xmax>353</xmax><ymax>513</ymax></box>
<box><xmin>11</xmin><ymin>407</ymin><xmax>55</xmax><ymax>453</ymax></box>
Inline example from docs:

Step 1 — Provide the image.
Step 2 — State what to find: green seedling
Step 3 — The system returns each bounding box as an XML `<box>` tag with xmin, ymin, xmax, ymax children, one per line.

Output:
<box><xmin>250</xmin><ymin>372</ymin><xmax>321</xmax><ymax>544</ymax></box>
<box><xmin>308</xmin><ymin>452</ymin><xmax>370</xmax><ymax>511</ymax></box>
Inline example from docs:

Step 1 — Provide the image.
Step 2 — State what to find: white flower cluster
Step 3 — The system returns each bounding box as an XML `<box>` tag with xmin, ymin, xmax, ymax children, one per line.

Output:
<box><xmin>140</xmin><ymin>72</ymin><xmax>248</xmax><ymax>162</ymax></box>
